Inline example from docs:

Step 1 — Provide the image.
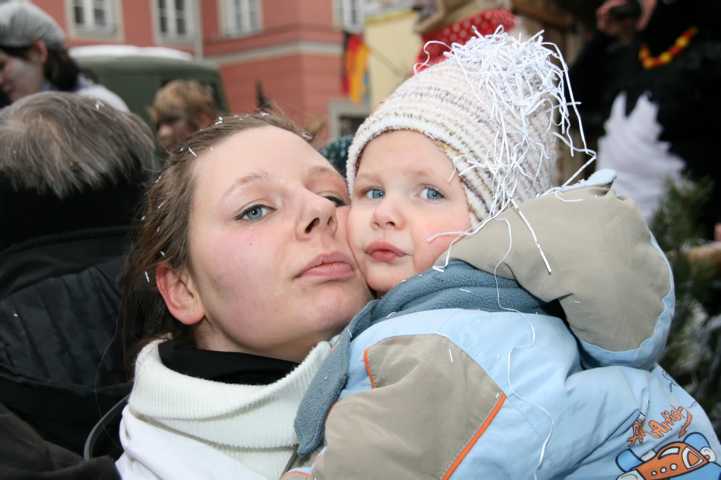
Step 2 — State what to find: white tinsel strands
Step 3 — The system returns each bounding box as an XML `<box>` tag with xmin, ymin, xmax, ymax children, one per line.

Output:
<box><xmin>430</xmin><ymin>27</ymin><xmax>595</xmax><ymax>218</ymax></box>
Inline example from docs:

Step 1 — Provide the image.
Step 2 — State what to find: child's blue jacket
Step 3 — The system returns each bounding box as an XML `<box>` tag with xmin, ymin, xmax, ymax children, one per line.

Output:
<box><xmin>287</xmin><ymin>177</ymin><xmax>721</xmax><ymax>479</ymax></box>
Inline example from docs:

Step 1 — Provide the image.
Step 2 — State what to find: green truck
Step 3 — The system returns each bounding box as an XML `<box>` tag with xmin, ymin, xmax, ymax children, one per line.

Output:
<box><xmin>70</xmin><ymin>45</ymin><xmax>228</xmax><ymax>126</ymax></box>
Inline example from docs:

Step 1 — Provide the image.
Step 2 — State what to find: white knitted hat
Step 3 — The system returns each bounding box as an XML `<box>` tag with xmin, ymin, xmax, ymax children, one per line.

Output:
<box><xmin>347</xmin><ymin>30</ymin><xmax>565</xmax><ymax>225</ymax></box>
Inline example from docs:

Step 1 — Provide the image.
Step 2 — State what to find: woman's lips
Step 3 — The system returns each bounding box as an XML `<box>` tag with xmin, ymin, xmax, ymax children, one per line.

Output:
<box><xmin>365</xmin><ymin>241</ymin><xmax>405</xmax><ymax>263</ymax></box>
<box><xmin>303</xmin><ymin>261</ymin><xmax>354</xmax><ymax>278</ymax></box>
<box><xmin>299</xmin><ymin>252</ymin><xmax>355</xmax><ymax>279</ymax></box>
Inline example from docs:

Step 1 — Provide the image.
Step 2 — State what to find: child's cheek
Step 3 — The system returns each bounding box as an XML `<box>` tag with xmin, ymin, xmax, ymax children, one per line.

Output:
<box><xmin>345</xmin><ymin>205</ymin><xmax>366</xmax><ymax>265</ymax></box>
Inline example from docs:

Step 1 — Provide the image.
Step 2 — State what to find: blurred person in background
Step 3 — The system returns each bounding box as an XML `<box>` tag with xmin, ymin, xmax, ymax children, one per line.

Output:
<box><xmin>0</xmin><ymin>92</ymin><xmax>159</xmax><ymax>457</ymax></box>
<box><xmin>571</xmin><ymin>0</ymin><xmax>721</xmax><ymax>239</ymax></box>
<box><xmin>320</xmin><ymin>134</ymin><xmax>353</xmax><ymax>177</ymax></box>
<box><xmin>149</xmin><ymin>79</ymin><xmax>218</xmax><ymax>153</ymax></box>
<box><xmin>0</xmin><ymin>2</ymin><xmax>127</xmax><ymax>111</ymax></box>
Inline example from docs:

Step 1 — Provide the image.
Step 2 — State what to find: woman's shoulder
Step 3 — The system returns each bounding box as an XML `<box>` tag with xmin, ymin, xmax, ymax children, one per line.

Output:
<box><xmin>117</xmin><ymin>405</ymin><xmax>268</xmax><ymax>480</ymax></box>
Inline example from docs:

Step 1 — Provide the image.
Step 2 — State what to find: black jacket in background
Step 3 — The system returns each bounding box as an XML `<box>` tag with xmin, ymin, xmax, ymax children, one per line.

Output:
<box><xmin>0</xmin><ymin>170</ymin><xmax>144</xmax><ymax>455</ymax></box>
<box><xmin>0</xmin><ymin>228</ymin><xmax>133</xmax><ymax>455</ymax></box>
<box><xmin>0</xmin><ymin>402</ymin><xmax>119</xmax><ymax>480</ymax></box>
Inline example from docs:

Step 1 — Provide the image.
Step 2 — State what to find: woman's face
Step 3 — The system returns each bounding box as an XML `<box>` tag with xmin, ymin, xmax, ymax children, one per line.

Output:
<box><xmin>0</xmin><ymin>49</ymin><xmax>44</xmax><ymax>102</ymax></box>
<box><xmin>156</xmin><ymin>114</ymin><xmax>197</xmax><ymax>153</ymax></box>
<box><xmin>178</xmin><ymin>126</ymin><xmax>370</xmax><ymax>361</ymax></box>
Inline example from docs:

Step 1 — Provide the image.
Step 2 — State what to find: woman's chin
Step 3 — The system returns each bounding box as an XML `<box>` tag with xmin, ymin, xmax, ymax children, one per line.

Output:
<box><xmin>310</xmin><ymin>285</ymin><xmax>370</xmax><ymax>329</ymax></box>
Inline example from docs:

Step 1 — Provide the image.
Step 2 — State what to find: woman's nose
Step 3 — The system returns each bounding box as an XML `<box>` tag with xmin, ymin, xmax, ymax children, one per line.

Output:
<box><xmin>298</xmin><ymin>194</ymin><xmax>338</xmax><ymax>239</ymax></box>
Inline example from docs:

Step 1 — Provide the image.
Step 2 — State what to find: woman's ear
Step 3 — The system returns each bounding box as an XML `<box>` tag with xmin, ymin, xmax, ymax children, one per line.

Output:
<box><xmin>155</xmin><ymin>263</ymin><xmax>205</xmax><ymax>326</ymax></box>
<box><xmin>28</xmin><ymin>40</ymin><xmax>48</xmax><ymax>64</ymax></box>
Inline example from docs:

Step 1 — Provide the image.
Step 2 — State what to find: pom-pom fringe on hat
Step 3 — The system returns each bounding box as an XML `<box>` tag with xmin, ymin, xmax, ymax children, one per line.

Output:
<box><xmin>347</xmin><ymin>28</ymin><xmax>590</xmax><ymax>225</ymax></box>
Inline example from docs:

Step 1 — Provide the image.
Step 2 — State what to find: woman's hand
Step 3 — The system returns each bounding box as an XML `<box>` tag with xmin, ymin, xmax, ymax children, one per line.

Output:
<box><xmin>596</xmin><ymin>0</ymin><xmax>657</xmax><ymax>37</ymax></box>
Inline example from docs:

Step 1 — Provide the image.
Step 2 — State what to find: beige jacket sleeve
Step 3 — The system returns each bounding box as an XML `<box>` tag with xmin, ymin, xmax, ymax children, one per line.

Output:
<box><xmin>447</xmin><ymin>183</ymin><xmax>672</xmax><ymax>360</ymax></box>
<box><xmin>282</xmin><ymin>334</ymin><xmax>506</xmax><ymax>480</ymax></box>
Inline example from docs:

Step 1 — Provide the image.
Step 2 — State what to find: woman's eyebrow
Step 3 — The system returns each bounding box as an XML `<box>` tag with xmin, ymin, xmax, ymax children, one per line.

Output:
<box><xmin>222</xmin><ymin>172</ymin><xmax>270</xmax><ymax>201</ymax></box>
<box><xmin>308</xmin><ymin>165</ymin><xmax>342</xmax><ymax>179</ymax></box>
<box><xmin>308</xmin><ymin>166</ymin><xmax>348</xmax><ymax>190</ymax></box>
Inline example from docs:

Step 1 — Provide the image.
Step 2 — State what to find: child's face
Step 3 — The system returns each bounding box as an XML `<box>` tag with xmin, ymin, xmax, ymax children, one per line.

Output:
<box><xmin>348</xmin><ymin>130</ymin><xmax>471</xmax><ymax>294</ymax></box>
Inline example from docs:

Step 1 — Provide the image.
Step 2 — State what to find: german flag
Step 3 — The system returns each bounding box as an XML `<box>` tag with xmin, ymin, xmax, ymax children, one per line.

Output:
<box><xmin>342</xmin><ymin>32</ymin><xmax>369</xmax><ymax>104</ymax></box>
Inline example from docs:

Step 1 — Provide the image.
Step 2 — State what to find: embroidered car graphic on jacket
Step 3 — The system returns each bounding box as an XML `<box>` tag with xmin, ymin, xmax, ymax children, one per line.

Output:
<box><xmin>616</xmin><ymin>432</ymin><xmax>721</xmax><ymax>479</ymax></box>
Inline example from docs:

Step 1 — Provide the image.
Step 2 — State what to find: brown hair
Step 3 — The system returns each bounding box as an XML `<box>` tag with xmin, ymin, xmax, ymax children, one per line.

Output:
<box><xmin>149</xmin><ymin>79</ymin><xmax>219</xmax><ymax>130</ymax></box>
<box><xmin>120</xmin><ymin>112</ymin><xmax>308</xmax><ymax>369</ymax></box>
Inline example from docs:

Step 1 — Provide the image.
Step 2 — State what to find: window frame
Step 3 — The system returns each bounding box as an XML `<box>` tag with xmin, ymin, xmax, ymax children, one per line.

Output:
<box><xmin>335</xmin><ymin>0</ymin><xmax>364</xmax><ymax>33</ymax></box>
<box><xmin>70</xmin><ymin>0</ymin><xmax>116</xmax><ymax>34</ymax></box>
<box><xmin>156</xmin><ymin>0</ymin><xmax>195</xmax><ymax>41</ymax></box>
<box><xmin>221</xmin><ymin>0</ymin><xmax>262</xmax><ymax>38</ymax></box>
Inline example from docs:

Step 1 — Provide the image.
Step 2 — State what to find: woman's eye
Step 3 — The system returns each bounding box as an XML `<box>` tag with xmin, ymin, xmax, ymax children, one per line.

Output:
<box><xmin>420</xmin><ymin>187</ymin><xmax>445</xmax><ymax>200</ymax></box>
<box><xmin>324</xmin><ymin>195</ymin><xmax>347</xmax><ymax>207</ymax></box>
<box><xmin>238</xmin><ymin>205</ymin><xmax>273</xmax><ymax>222</ymax></box>
<box><xmin>365</xmin><ymin>188</ymin><xmax>384</xmax><ymax>200</ymax></box>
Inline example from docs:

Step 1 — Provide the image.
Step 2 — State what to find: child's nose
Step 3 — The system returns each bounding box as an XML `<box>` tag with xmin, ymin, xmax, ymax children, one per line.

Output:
<box><xmin>371</xmin><ymin>200</ymin><xmax>403</xmax><ymax>229</ymax></box>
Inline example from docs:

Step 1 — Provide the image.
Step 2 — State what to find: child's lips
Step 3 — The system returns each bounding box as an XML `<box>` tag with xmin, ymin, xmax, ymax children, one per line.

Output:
<box><xmin>365</xmin><ymin>241</ymin><xmax>406</xmax><ymax>263</ymax></box>
<box><xmin>370</xmin><ymin>250</ymin><xmax>402</xmax><ymax>263</ymax></box>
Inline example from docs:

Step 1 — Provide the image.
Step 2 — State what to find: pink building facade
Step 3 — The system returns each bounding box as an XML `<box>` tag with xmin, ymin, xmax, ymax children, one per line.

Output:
<box><xmin>29</xmin><ymin>0</ymin><xmax>366</xmax><ymax>139</ymax></box>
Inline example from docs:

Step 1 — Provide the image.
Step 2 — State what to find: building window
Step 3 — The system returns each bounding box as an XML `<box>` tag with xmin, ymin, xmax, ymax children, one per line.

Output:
<box><xmin>71</xmin><ymin>0</ymin><xmax>115</xmax><ymax>32</ymax></box>
<box><xmin>158</xmin><ymin>0</ymin><xmax>193</xmax><ymax>39</ymax></box>
<box><xmin>335</xmin><ymin>0</ymin><xmax>364</xmax><ymax>33</ymax></box>
<box><xmin>223</xmin><ymin>0</ymin><xmax>261</xmax><ymax>37</ymax></box>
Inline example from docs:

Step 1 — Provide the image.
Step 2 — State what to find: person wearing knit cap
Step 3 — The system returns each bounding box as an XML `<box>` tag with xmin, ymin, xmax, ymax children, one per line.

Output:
<box><xmin>283</xmin><ymin>30</ymin><xmax>719</xmax><ymax>479</ymax></box>
<box><xmin>347</xmin><ymin>33</ymin><xmax>557</xmax><ymax>228</ymax></box>
<box><xmin>0</xmin><ymin>2</ymin><xmax>127</xmax><ymax>110</ymax></box>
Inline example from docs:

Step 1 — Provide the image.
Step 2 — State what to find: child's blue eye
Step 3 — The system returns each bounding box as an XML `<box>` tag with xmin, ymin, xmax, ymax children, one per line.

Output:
<box><xmin>238</xmin><ymin>205</ymin><xmax>273</xmax><ymax>222</ymax></box>
<box><xmin>365</xmin><ymin>188</ymin><xmax>384</xmax><ymax>200</ymax></box>
<box><xmin>420</xmin><ymin>187</ymin><xmax>444</xmax><ymax>200</ymax></box>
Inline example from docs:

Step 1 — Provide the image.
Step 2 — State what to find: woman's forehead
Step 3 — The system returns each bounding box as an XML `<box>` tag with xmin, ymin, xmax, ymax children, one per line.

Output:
<box><xmin>194</xmin><ymin>127</ymin><xmax>341</xmax><ymax>192</ymax></box>
<box><xmin>209</xmin><ymin>126</ymin><xmax>313</xmax><ymax>164</ymax></box>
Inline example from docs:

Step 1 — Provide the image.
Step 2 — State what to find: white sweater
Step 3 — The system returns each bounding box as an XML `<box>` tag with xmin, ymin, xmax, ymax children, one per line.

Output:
<box><xmin>116</xmin><ymin>339</ymin><xmax>332</xmax><ymax>480</ymax></box>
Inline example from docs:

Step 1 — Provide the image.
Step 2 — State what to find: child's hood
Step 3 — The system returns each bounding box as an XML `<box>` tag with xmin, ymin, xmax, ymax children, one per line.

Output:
<box><xmin>446</xmin><ymin>170</ymin><xmax>673</xmax><ymax>370</ymax></box>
